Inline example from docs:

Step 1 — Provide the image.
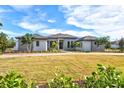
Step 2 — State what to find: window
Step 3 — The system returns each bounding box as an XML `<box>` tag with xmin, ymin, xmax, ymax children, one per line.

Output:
<box><xmin>67</xmin><ymin>41</ymin><xmax>70</xmax><ymax>48</ymax></box>
<box><xmin>36</xmin><ymin>41</ymin><xmax>39</xmax><ymax>47</ymax></box>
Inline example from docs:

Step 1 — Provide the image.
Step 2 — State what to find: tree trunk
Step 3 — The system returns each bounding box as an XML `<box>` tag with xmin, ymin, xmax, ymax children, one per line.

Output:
<box><xmin>26</xmin><ymin>43</ymin><xmax>30</xmax><ymax>53</ymax></box>
<box><xmin>1</xmin><ymin>47</ymin><xmax>6</xmax><ymax>53</ymax></box>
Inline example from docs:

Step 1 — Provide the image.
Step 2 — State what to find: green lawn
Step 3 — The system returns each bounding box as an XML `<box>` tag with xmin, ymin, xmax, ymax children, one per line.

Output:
<box><xmin>0</xmin><ymin>55</ymin><xmax>124</xmax><ymax>84</ymax></box>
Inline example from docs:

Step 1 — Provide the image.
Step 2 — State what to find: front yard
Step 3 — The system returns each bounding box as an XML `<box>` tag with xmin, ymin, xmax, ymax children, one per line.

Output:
<box><xmin>0</xmin><ymin>54</ymin><xmax>124</xmax><ymax>85</ymax></box>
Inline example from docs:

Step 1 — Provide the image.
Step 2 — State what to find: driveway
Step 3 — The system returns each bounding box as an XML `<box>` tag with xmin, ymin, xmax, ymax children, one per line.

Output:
<box><xmin>0</xmin><ymin>52</ymin><xmax>124</xmax><ymax>58</ymax></box>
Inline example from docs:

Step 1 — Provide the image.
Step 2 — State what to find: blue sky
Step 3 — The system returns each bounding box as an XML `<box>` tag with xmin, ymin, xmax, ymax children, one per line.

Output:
<box><xmin>0</xmin><ymin>5</ymin><xmax>124</xmax><ymax>40</ymax></box>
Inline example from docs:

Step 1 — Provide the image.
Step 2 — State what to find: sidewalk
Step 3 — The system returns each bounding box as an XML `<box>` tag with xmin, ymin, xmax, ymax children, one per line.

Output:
<box><xmin>0</xmin><ymin>52</ymin><xmax>124</xmax><ymax>58</ymax></box>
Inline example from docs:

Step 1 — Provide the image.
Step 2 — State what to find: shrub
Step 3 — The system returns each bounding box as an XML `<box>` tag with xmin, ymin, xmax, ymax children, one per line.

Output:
<box><xmin>48</xmin><ymin>73</ymin><xmax>79</xmax><ymax>88</ymax></box>
<box><xmin>0</xmin><ymin>71</ymin><xmax>34</xmax><ymax>88</ymax></box>
<box><xmin>84</xmin><ymin>64</ymin><xmax>123</xmax><ymax>88</ymax></box>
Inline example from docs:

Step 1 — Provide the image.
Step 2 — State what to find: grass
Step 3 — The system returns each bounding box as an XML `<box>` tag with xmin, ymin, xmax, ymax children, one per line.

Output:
<box><xmin>0</xmin><ymin>55</ymin><xmax>124</xmax><ymax>84</ymax></box>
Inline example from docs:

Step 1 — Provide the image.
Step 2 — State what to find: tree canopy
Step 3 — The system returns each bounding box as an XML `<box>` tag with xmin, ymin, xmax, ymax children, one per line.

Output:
<box><xmin>95</xmin><ymin>36</ymin><xmax>110</xmax><ymax>49</ymax></box>
<box><xmin>0</xmin><ymin>32</ymin><xmax>8</xmax><ymax>53</ymax></box>
<box><xmin>21</xmin><ymin>33</ymin><xmax>34</xmax><ymax>52</ymax></box>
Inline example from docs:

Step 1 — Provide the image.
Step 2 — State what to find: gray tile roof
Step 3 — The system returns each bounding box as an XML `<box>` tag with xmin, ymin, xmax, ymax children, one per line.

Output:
<box><xmin>16</xmin><ymin>34</ymin><xmax>47</xmax><ymax>39</ymax></box>
<box><xmin>77</xmin><ymin>36</ymin><xmax>97</xmax><ymax>41</ymax></box>
<box><xmin>16</xmin><ymin>33</ymin><xmax>77</xmax><ymax>39</ymax></box>
<box><xmin>32</xmin><ymin>34</ymin><xmax>47</xmax><ymax>39</ymax></box>
<box><xmin>47</xmin><ymin>33</ymin><xmax>78</xmax><ymax>39</ymax></box>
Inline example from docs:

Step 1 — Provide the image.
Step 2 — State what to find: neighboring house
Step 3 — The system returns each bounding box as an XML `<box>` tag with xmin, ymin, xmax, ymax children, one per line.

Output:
<box><xmin>111</xmin><ymin>40</ymin><xmax>119</xmax><ymax>49</ymax></box>
<box><xmin>77</xmin><ymin>36</ymin><xmax>105</xmax><ymax>52</ymax></box>
<box><xmin>14</xmin><ymin>33</ymin><xmax>105</xmax><ymax>52</ymax></box>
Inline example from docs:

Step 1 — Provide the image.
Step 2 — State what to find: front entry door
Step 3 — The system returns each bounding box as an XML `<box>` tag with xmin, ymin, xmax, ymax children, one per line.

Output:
<box><xmin>59</xmin><ymin>40</ymin><xmax>63</xmax><ymax>49</ymax></box>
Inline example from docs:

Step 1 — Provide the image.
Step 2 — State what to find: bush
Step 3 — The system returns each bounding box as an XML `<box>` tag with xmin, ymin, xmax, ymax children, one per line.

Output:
<box><xmin>47</xmin><ymin>48</ymin><xmax>61</xmax><ymax>53</ymax></box>
<box><xmin>84</xmin><ymin>64</ymin><xmax>123</xmax><ymax>88</ymax></box>
<box><xmin>0</xmin><ymin>71</ymin><xmax>34</xmax><ymax>88</ymax></box>
<box><xmin>48</xmin><ymin>73</ymin><xmax>79</xmax><ymax>88</ymax></box>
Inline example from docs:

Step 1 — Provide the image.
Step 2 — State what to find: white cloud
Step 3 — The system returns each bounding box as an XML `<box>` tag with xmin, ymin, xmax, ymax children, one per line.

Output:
<box><xmin>101</xmin><ymin>30</ymin><xmax>124</xmax><ymax>40</ymax></box>
<box><xmin>60</xmin><ymin>5</ymin><xmax>124</xmax><ymax>40</ymax></box>
<box><xmin>39</xmin><ymin>28</ymin><xmax>95</xmax><ymax>37</ymax></box>
<box><xmin>48</xmin><ymin>19</ymin><xmax>56</xmax><ymax>23</ymax></box>
<box><xmin>18</xmin><ymin>22</ymin><xmax>47</xmax><ymax>32</ymax></box>
<box><xmin>0</xmin><ymin>7</ymin><xmax>12</xmax><ymax>13</ymax></box>
<box><xmin>0</xmin><ymin>29</ymin><xmax>21</xmax><ymax>37</ymax></box>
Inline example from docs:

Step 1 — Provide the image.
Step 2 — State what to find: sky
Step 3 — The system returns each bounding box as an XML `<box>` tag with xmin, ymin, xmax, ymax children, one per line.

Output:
<box><xmin>0</xmin><ymin>5</ymin><xmax>124</xmax><ymax>40</ymax></box>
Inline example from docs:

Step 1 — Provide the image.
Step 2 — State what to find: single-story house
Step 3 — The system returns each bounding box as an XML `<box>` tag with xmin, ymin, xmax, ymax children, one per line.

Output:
<box><xmin>14</xmin><ymin>33</ymin><xmax>105</xmax><ymax>52</ymax></box>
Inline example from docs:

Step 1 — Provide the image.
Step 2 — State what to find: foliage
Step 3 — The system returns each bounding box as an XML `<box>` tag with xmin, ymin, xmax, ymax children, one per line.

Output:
<box><xmin>84</xmin><ymin>64</ymin><xmax>123</xmax><ymax>88</ymax></box>
<box><xmin>48</xmin><ymin>49</ymin><xmax>61</xmax><ymax>53</ymax></box>
<box><xmin>119</xmin><ymin>38</ymin><xmax>124</xmax><ymax>52</ymax></box>
<box><xmin>0</xmin><ymin>32</ymin><xmax>8</xmax><ymax>53</ymax></box>
<box><xmin>95</xmin><ymin>36</ymin><xmax>110</xmax><ymax>49</ymax></box>
<box><xmin>8</xmin><ymin>38</ymin><xmax>16</xmax><ymax>48</ymax></box>
<box><xmin>105</xmin><ymin>41</ymin><xmax>111</xmax><ymax>49</ymax></box>
<box><xmin>51</xmin><ymin>41</ymin><xmax>58</xmax><ymax>49</ymax></box>
<box><xmin>0</xmin><ymin>71</ymin><xmax>34</xmax><ymax>88</ymax></box>
<box><xmin>49</xmin><ymin>41</ymin><xmax>58</xmax><ymax>52</ymax></box>
<box><xmin>48</xmin><ymin>73</ymin><xmax>79</xmax><ymax>88</ymax></box>
<box><xmin>21</xmin><ymin>33</ymin><xmax>34</xmax><ymax>52</ymax></box>
<box><xmin>72</xmin><ymin>42</ymin><xmax>81</xmax><ymax>47</ymax></box>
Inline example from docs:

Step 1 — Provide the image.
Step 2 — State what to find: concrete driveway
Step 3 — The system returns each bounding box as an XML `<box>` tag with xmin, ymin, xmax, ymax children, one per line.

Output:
<box><xmin>0</xmin><ymin>52</ymin><xmax>124</xmax><ymax>58</ymax></box>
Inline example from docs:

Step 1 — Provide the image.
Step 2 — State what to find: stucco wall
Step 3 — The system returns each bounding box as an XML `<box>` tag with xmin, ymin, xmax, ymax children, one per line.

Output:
<box><xmin>33</xmin><ymin>40</ymin><xmax>47</xmax><ymax>51</ymax></box>
<box><xmin>47</xmin><ymin>38</ymin><xmax>77</xmax><ymax>50</ymax></box>
<box><xmin>13</xmin><ymin>40</ymin><xmax>19</xmax><ymax>51</ymax></box>
<box><xmin>18</xmin><ymin>39</ymin><xmax>28</xmax><ymax>51</ymax></box>
<box><xmin>63</xmin><ymin>39</ymin><xmax>77</xmax><ymax>50</ymax></box>
<box><xmin>82</xmin><ymin>41</ymin><xmax>92</xmax><ymax>51</ymax></box>
<box><xmin>92</xmin><ymin>41</ymin><xmax>105</xmax><ymax>52</ymax></box>
<box><xmin>79</xmin><ymin>41</ymin><xmax>105</xmax><ymax>52</ymax></box>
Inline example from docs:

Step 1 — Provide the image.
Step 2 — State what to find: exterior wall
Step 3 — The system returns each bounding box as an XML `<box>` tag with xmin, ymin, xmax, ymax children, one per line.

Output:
<box><xmin>18</xmin><ymin>39</ymin><xmax>28</xmax><ymax>51</ymax></box>
<box><xmin>13</xmin><ymin>40</ymin><xmax>19</xmax><ymax>51</ymax></box>
<box><xmin>32</xmin><ymin>40</ymin><xmax>47</xmax><ymax>51</ymax></box>
<box><xmin>63</xmin><ymin>39</ymin><xmax>77</xmax><ymax>50</ymax></box>
<box><xmin>80</xmin><ymin>41</ymin><xmax>92</xmax><ymax>51</ymax></box>
<box><xmin>91</xmin><ymin>41</ymin><xmax>105</xmax><ymax>52</ymax></box>
<box><xmin>79</xmin><ymin>41</ymin><xmax>105</xmax><ymax>52</ymax></box>
<box><xmin>47</xmin><ymin>38</ymin><xmax>77</xmax><ymax>50</ymax></box>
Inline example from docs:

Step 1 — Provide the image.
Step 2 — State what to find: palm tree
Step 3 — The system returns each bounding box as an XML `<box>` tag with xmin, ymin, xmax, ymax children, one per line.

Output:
<box><xmin>21</xmin><ymin>33</ymin><xmax>34</xmax><ymax>52</ymax></box>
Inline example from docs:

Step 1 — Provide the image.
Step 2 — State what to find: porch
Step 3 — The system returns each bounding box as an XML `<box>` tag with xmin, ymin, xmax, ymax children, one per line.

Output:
<box><xmin>47</xmin><ymin>39</ymin><xmax>64</xmax><ymax>50</ymax></box>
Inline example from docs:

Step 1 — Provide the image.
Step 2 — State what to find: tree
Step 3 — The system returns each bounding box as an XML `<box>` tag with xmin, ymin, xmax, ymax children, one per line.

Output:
<box><xmin>0</xmin><ymin>32</ymin><xmax>8</xmax><ymax>53</ymax></box>
<box><xmin>95</xmin><ymin>36</ymin><xmax>110</xmax><ymax>49</ymax></box>
<box><xmin>119</xmin><ymin>38</ymin><xmax>124</xmax><ymax>52</ymax></box>
<box><xmin>21</xmin><ymin>33</ymin><xmax>34</xmax><ymax>52</ymax></box>
<box><xmin>8</xmin><ymin>37</ymin><xmax>16</xmax><ymax>48</ymax></box>
<box><xmin>105</xmin><ymin>41</ymin><xmax>111</xmax><ymax>49</ymax></box>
